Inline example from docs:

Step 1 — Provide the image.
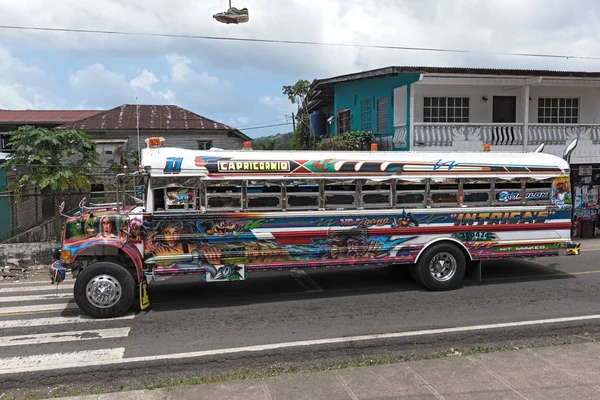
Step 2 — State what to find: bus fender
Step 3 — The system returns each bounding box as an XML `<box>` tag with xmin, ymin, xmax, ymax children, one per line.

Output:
<box><xmin>414</xmin><ymin>237</ymin><xmax>473</xmax><ymax>265</ymax></box>
<box><xmin>63</xmin><ymin>241</ymin><xmax>144</xmax><ymax>282</ymax></box>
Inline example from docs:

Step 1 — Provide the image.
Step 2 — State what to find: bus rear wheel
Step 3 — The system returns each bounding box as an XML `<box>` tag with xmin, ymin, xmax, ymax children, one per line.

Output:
<box><xmin>416</xmin><ymin>243</ymin><xmax>466</xmax><ymax>291</ymax></box>
<box><xmin>74</xmin><ymin>261</ymin><xmax>136</xmax><ymax>318</ymax></box>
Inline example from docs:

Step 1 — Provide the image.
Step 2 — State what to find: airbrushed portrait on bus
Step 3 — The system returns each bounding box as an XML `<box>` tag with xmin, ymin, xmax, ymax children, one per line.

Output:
<box><xmin>49</xmin><ymin>137</ymin><xmax>580</xmax><ymax>318</ymax></box>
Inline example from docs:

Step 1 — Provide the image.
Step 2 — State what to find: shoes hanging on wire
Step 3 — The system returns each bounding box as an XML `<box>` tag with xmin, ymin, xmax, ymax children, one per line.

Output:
<box><xmin>213</xmin><ymin>0</ymin><xmax>249</xmax><ymax>24</ymax></box>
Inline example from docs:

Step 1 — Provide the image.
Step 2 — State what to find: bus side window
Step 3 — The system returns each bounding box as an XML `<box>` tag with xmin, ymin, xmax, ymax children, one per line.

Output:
<box><xmin>247</xmin><ymin>180</ymin><xmax>282</xmax><ymax>210</ymax></box>
<box><xmin>396</xmin><ymin>181</ymin><xmax>426</xmax><ymax>208</ymax></box>
<box><xmin>286</xmin><ymin>180</ymin><xmax>319</xmax><ymax>210</ymax></box>
<box><xmin>154</xmin><ymin>188</ymin><xmax>165</xmax><ymax>211</ymax></box>
<box><xmin>495</xmin><ymin>180</ymin><xmax>524</xmax><ymax>205</ymax></box>
<box><xmin>362</xmin><ymin>180</ymin><xmax>392</xmax><ymax>209</ymax></box>
<box><xmin>525</xmin><ymin>178</ymin><xmax>553</xmax><ymax>205</ymax></box>
<box><xmin>463</xmin><ymin>179</ymin><xmax>490</xmax><ymax>206</ymax></box>
<box><xmin>430</xmin><ymin>179</ymin><xmax>459</xmax><ymax>206</ymax></box>
<box><xmin>165</xmin><ymin>186</ymin><xmax>195</xmax><ymax>210</ymax></box>
<box><xmin>324</xmin><ymin>180</ymin><xmax>356</xmax><ymax>209</ymax></box>
<box><xmin>205</xmin><ymin>181</ymin><xmax>243</xmax><ymax>210</ymax></box>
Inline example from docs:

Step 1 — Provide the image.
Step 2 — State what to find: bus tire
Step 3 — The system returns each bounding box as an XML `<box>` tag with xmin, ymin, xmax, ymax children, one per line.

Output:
<box><xmin>416</xmin><ymin>243</ymin><xmax>466</xmax><ymax>291</ymax></box>
<box><xmin>74</xmin><ymin>261</ymin><xmax>136</xmax><ymax>318</ymax></box>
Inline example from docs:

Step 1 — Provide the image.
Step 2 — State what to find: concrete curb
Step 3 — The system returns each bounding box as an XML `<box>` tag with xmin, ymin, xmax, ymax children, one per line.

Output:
<box><xmin>50</xmin><ymin>340</ymin><xmax>600</xmax><ymax>400</ymax></box>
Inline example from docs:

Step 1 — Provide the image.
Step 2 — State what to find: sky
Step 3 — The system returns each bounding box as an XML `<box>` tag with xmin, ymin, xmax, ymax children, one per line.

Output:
<box><xmin>1</xmin><ymin>0</ymin><xmax>600</xmax><ymax>138</ymax></box>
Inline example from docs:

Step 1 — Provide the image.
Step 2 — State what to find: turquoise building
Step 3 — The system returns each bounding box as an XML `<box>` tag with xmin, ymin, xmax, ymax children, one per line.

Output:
<box><xmin>305</xmin><ymin>67</ymin><xmax>423</xmax><ymax>151</ymax></box>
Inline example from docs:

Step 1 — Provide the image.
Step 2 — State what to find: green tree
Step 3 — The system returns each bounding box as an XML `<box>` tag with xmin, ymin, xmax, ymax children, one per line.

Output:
<box><xmin>255</xmin><ymin>138</ymin><xmax>277</xmax><ymax>150</ymax></box>
<box><xmin>292</xmin><ymin>120</ymin><xmax>310</xmax><ymax>150</ymax></box>
<box><xmin>282</xmin><ymin>79</ymin><xmax>311</xmax><ymax>150</ymax></box>
<box><xmin>282</xmin><ymin>79</ymin><xmax>310</xmax><ymax>107</ymax></box>
<box><xmin>3</xmin><ymin>125</ymin><xmax>99</xmax><ymax>242</ymax></box>
<box><xmin>253</xmin><ymin>132</ymin><xmax>293</xmax><ymax>150</ymax></box>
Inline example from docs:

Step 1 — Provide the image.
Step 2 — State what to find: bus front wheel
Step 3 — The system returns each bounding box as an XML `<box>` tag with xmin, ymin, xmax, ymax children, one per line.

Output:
<box><xmin>74</xmin><ymin>261</ymin><xmax>136</xmax><ymax>318</ymax></box>
<box><xmin>416</xmin><ymin>243</ymin><xmax>466</xmax><ymax>291</ymax></box>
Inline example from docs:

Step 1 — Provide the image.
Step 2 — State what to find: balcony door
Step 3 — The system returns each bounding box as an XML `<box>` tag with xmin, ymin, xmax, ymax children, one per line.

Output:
<box><xmin>492</xmin><ymin>96</ymin><xmax>517</xmax><ymax>145</ymax></box>
<box><xmin>492</xmin><ymin>96</ymin><xmax>516</xmax><ymax>123</ymax></box>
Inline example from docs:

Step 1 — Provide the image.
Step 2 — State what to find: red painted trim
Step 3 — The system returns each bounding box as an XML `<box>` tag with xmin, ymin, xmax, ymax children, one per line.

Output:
<box><xmin>271</xmin><ymin>223</ymin><xmax>571</xmax><ymax>245</ymax></box>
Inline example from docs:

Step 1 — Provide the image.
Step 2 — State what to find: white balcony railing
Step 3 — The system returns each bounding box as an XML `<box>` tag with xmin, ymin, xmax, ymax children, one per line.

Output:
<box><xmin>393</xmin><ymin>125</ymin><xmax>407</xmax><ymax>147</ymax></box>
<box><xmin>412</xmin><ymin>123</ymin><xmax>600</xmax><ymax>148</ymax></box>
<box><xmin>528</xmin><ymin>124</ymin><xmax>600</xmax><ymax>145</ymax></box>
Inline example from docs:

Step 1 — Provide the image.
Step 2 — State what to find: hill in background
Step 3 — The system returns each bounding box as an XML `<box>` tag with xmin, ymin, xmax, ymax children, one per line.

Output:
<box><xmin>252</xmin><ymin>132</ymin><xmax>293</xmax><ymax>150</ymax></box>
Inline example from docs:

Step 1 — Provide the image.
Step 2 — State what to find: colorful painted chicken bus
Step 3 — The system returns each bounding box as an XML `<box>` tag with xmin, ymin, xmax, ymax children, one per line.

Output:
<box><xmin>50</xmin><ymin>137</ymin><xmax>580</xmax><ymax>318</ymax></box>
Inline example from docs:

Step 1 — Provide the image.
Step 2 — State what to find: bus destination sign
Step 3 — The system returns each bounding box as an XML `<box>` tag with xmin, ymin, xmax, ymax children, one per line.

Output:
<box><xmin>217</xmin><ymin>160</ymin><xmax>291</xmax><ymax>172</ymax></box>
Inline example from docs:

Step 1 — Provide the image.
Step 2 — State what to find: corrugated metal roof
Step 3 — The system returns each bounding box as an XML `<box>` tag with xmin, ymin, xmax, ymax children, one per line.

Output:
<box><xmin>306</xmin><ymin>65</ymin><xmax>600</xmax><ymax>111</ymax></box>
<box><xmin>56</xmin><ymin>104</ymin><xmax>236</xmax><ymax>131</ymax></box>
<box><xmin>0</xmin><ymin>110</ymin><xmax>103</xmax><ymax>123</ymax></box>
<box><xmin>311</xmin><ymin>65</ymin><xmax>600</xmax><ymax>87</ymax></box>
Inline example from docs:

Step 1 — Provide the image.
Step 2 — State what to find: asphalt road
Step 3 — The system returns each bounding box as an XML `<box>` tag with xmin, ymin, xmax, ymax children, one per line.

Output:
<box><xmin>2</xmin><ymin>244</ymin><xmax>600</xmax><ymax>396</ymax></box>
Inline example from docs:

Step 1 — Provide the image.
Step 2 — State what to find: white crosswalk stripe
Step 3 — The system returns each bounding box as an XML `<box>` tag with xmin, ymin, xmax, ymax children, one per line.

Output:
<box><xmin>0</xmin><ymin>348</ymin><xmax>126</xmax><ymax>374</ymax></box>
<box><xmin>0</xmin><ymin>293</ymin><xmax>73</xmax><ymax>303</ymax></box>
<box><xmin>0</xmin><ymin>284</ymin><xmax>74</xmax><ymax>293</ymax></box>
<box><xmin>0</xmin><ymin>280</ymin><xmax>135</xmax><ymax>375</ymax></box>
<box><xmin>0</xmin><ymin>301</ymin><xmax>78</xmax><ymax>314</ymax></box>
<box><xmin>0</xmin><ymin>327</ymin><xmax>131</xmax><ymax>347</ymax></box>
<box><xmin>0</xmin><ymin>313</ymin><xmax>135</xmax><ymax>329</ymax></box>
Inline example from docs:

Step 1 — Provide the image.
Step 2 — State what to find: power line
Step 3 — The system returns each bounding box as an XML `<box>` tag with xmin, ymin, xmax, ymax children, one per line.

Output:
<box><xmin>241</xmin><ymin>122</ymin><xmax>291</xmax><ymax>131</ymax></box>
<box><xmin>237</xmin><ymin>117</ymin><xmax>289</xmax><ymax>129</ymax></box>
<box><xmin>0</xmin><ymin>24</ymin><xmax>599</xmax><ymax>60</ymax></box>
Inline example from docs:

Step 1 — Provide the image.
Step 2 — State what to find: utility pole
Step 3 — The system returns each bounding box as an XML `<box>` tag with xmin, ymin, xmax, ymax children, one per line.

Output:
<box><xmin>292</xmin><ymin>112</ymin><xmax>296</xmax><ymax>131</ymax></box>
<box><xmin>136</xmin><ymin>96</ymin><xmax>140</xmax><ymax>168</ymax></box>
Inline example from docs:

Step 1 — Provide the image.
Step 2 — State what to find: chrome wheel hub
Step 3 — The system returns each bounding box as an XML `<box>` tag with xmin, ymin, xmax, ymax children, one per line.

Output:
<box><xmin>85</xmin><ymin>274</ymin><xmax>122</xmax><ymax>308</ymax></box>
<box><xmin>429</xmin><ymin>252</ymin><xmax>457</xmax><ymax>282</ymax></box>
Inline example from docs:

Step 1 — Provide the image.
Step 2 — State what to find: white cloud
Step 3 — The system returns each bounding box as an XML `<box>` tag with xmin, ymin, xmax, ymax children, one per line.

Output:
<box><xmin>161</xmin><ymin>54</ymin><xmax>248</xmax><ymax>112</ymax></box>
<box><xmin>259</xmin><ymin>96</ymin><xmax>295</xmax><ymax>115</ymax></box>
<box><xmin>130</xmin><ymin>69</ymin><xmax>159</xmax><ymax>92</ymax></box>
<box><xmin>2</xmin><ymin>0</ymin><xmax>600</xmax><ymax>78</ymax></box>
<box><xmin>0</xmin><ymin>43</ymin><xmax>245</xmax><ymax>114</ymax></box>
<box><xmin>68</xmin><ymin>63</ymin><xmax>173</xmax><ymax>108</ymax></box>
<box><xmin>0</xmin><ymin>81</ymin><xmax>54</xmax><ymax>109</ymax></box>
<box><xmin>66</xmin><ymin>55</ymin><xmax>243</xmax><ymax>111</ymax></box>
<box><xmin>0</xmin><ymin>45</ymin><xmax>60</xmax><ymax>109</ymax></box>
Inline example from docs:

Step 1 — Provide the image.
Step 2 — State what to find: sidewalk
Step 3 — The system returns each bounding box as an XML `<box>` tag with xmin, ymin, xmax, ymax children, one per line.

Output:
<box><xmin>55</xmin><ymin>340</ymin><xmax>600</xmax><ymax>400</ymax></box>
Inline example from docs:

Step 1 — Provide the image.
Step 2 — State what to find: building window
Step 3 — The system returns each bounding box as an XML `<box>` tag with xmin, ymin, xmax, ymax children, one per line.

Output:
<box><xmin>376</xmin><ymin>97</ymin><xmax>389</xmax><ymax>133</ymax></box>
<box><xmin>360</xmin><ymin>99</ymin><xmax>373</xmax><ymax>131</ymax></box>
<box><xmin>198</xmin><ymin>140</ymin><xmax>212</xmax><ymax>150</ymax></box>
<box><xmin>0</xmin><ymin>134</ymin><xmax>10</xmax><ymax>151</ymax></box>
<box><xmin>424</xmin><ymin>97</ymin><xmax>469</xmax><ymax>123</ymax></box>
<box><xmin>337</xmin><ymin>109</ymin><xmax>350</xmax><ymax>134</ymax></box>
<box><xmin>538</xmin><ymin>98</ymin><xmax>579</xmax><ymax>124</ymax></box>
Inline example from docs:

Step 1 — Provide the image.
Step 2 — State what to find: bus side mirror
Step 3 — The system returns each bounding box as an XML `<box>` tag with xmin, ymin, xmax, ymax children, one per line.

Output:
<box><xmin>534</xmin><ymin>143</ymin><xmax>545</xmax><ymax>153</ymax></box>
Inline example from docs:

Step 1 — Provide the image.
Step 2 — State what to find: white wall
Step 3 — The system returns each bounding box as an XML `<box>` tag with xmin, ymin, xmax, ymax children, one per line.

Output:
<box><xmin>393</xmin><ymin>83</ymin><xmax>600</xmax><ymax>125</ymax></box>
<box><xmin>411</xmin><ymin>84</ymin><xmax>523</xmax><ymax>123</ymax></box>
<box><xmin>529</xmin><ymin>86</ymin><xmax>600</xmax><ymax>124</ymax></box>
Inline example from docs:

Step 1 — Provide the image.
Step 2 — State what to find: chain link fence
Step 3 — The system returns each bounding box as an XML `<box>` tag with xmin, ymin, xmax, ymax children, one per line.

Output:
<box><xmin>0</xmin><ymin>167</ymin><xmax>144</xmax><ymax>243</ymax></box>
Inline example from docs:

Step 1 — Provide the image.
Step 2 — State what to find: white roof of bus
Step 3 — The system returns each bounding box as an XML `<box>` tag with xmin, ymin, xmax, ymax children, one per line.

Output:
<box><xmin>141</xmin><ymin>146</ymin><xmax>570</xmax><ymax>179</ymax></box>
